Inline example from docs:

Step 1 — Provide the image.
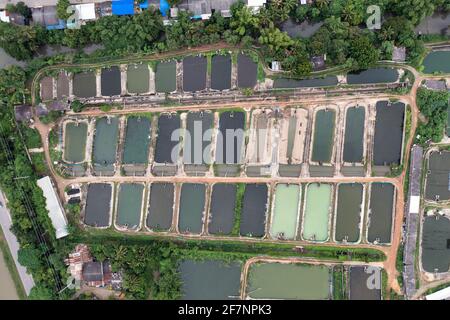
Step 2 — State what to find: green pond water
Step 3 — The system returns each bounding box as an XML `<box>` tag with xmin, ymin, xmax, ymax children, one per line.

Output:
<box><xmin>367</xmin><ymin>183</ymin><xmax>394</xmax><ymax>244</ymax></box>
<box><xmin>64</xmin><ymin>122</ymin><xmax>87</xmax><ymax>163</ymax></box>
<box><xmin>423</xmin><ymin>51</ymin><xmax>450</xmax><ymax>74</ymax></box>
<box><xmin>127</xmin><ymin>63</ymin><xmax>150</xmax><ymax>94</ymax></box>
<box><xmin>178</xmin><ymin>183</ymin><xmax>206</xmax><ymax>234</ymax></box>
<box><xmin>93</xmin><ymin>117</ymin><xmax>119</xmax><ymax>165</ymax></box>
<box><xmin>180</xmin><ymin>260</ymin><xmax>241</xmax><ymax>300</ymax></box>
<box><xmin>302</xmin><ymin>183</ymin><xmax>332</xmax><ymax>241</ymax></box>
<box><xmin>122</xmin><ymin>116</ymin><xmax>151</xmax><ymax>164</ymax></box>
<box><xmin>270</xmin><ymin>184</ymin><xmax>300</xmax><ymax>240</ymax></box>
<box><xmin>247</xmin><ymin>263</ymin><xmax>330</xmax><ymax>299</ymax></box>
<box><xmin>311</xmin><ymin>109</ymin><xmax>335</xmax><ymax>163</ymax></box>
<box><xmin>343</xmin><ymin>107</ymin><xmax>365</xmax><ymax>163</ymax></box>
<box><xmin>155</xmin><ymin>61</ymin><xmax>176</xmax><ymax>92</ymax></box>
<box><xmin>73</xmin><ymin>71</ymin><xmax>96</xmax><ymax>98</ymax></box>
<box><xmin>116</xmin><ymin>183</ymin><xmax>144</xmax><ymax>229</ymax></box>
<box><xmin>334</xmin><ymin>183</ymin><xmax>363</xmax><ymax>243</ymax></box>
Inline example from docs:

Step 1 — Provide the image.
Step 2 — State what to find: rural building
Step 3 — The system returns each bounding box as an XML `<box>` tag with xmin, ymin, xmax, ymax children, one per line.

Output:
<box><xmin>392</xmin><ymin>46</ymin><xmax>406</xmax><ymax>62</ymax></box>
<box><xmin>65</xmin><ymin>244</ymin><xmax>93</xmax><ymax>281</ymax></box>
<box><xmin>311</xmin><ymin>55</ymin><xmax>325</xmax><ymax>71</ymax></box>
<box><xmin>82</xmin><ymin>261</ymin><xmax>112</xmax><ymax>287</ymax></box>
<box><xmin>423</xmin><ymin>79</ymin><xmax>447</xmax><ymax>91</ymax></box>
<box><xmin>0</xmin><ymin>9</ymin><xmax>9</xmax><ymax>22</ymax></box>
<box><xmin>426</xmin><ymin>286</ymin><xmax>450</xmax><ymax>300</ymax></box>
<box><xmin>14</xmin><ymin>105</ymin><xmax>32</xmax><ymax>122</ymax></box>
<box><xmin>36</xmin><ymin>176</ymin><xmax>69</xmax><ymax>239</ymax></box>
<box><xmin>178</xmin><ymin>0</ymin><xmax>239</xmax><ymax>19</ymax></box>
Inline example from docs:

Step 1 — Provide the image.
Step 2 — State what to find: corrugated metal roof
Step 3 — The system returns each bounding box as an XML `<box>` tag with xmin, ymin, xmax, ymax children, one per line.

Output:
<box><xmin>112</xmin><ymin>0</ymin><xmax>134</xmax><ymax>15</ymax></box>
<box><xmin>36</xmin><ymin>176</ymin><xmax>69</xmax><ymax>239</ymax></box>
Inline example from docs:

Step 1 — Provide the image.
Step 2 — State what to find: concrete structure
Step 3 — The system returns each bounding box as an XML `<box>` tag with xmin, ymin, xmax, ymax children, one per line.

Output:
<box><xmin>74</xmin><ymin>3</ymin><xmax>96</xmax><ymax>20</ymax></box>
<box><xmin>403</xmin><ymin>145</ymin><xmax>423</xmax><ymax>299</ymax></box>
<box><xmin>0</xmin><ymin>9</ymin><xmax>9</xmax><ymax>22</ymax></box>
<box><xmin>36</xmin><ymin>176</ymin><xmax>69</xmax><ymax>239</ymax></box>
<box><xmin>392</xmin><ymin>46</ymin><xmax>406</xmax><ymax>62</ymax></box>
<box><xmin>14</xmin><ymin>105</ymin><xmax>32</xmax><ymax>122</ymax></box>
<box><xmin>426</xmin><ymin>286</ymin><xmax>450</xmax><ymax>300</ymax></box>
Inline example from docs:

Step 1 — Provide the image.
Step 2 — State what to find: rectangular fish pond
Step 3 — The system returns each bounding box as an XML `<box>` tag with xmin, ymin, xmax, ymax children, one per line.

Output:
<box><xmin>373</xmin><ymin>101</ymin><xmax>405</xmax><ymax>166</ymax></box>
<box><xmin>422</xmin><ymin>51</ymin><xmax>450</xmax><ymax>74</ymax></box>
<box><xmin>93</xmin><ymin>117</ymin><xmax>119</xmax><ymax>168</ymax></box>
<box><xmin>155</xmin><ymin>60</ymin><xmax>176</xmax><ymax>93</ymax></box>
<box><xmin>273</xmin><ymin>76</ymin><xmax>338</xmax><ymax>88</ymax></box>
<box><xmin>302</xmin><ymin>183</ymin><xmax>332</xmax><ymax>242</ymax></box>
<box><xmin>270</xmin><ymin>184</ymin><xmax>300</xmax><ymax>240</ymax></box>
<box><xmin>343</xmin><ymin>106</ymin><xmax>365</xmax><ymax>163</ymax></box>
<box><xmin>211</xmin><ymin>54</ymin><xmax>231</xmax><ymax>90</ymax></box>
<box><xmin>179</xmin><ymin>259</ymin><xmax>241</xmax><ymax>300</ymax></box>
<box><xmin>73</xmin><ymin>71</ymin><xmax>96</xmax><ymax>98</ymax></box>
<box><xmin>184</xmin><ymin>111</ymin><xmax>213</xmax><ymax>165</ymax></box>
<box><xmin>146</xmin><ymin>182</ymin><xmax>174</xmax><ymax>231</ymax></box>
<box><xmin>349</xmin><ymin>266</ymin><xmax>382</xmax><ymax>300</ymax></box>
<box><xmin>240</xmin><ymin>184</ymin><xmax>268</xmax><ymax>238</ymax></box>
<box><xmin>311</xmin><ymin>109</ymin><xmax>335</xmax><ymax>163</ymax></box>
<box><xmin>40</xmin><ymin>76</ymin><xmax>53</xmax><ymax>101</ymax></box>
<box><xmin>367</xmin><ymin>183</ymin><xmax>395</xmax><ymax>244</ymax></box>
<box><xmin>334</xmin><ymin>183</ymin><xmax>363</xmax><ymax>243</ymax></box>
<box><xmin>122</xmin><ymin>116</ymin><xmax>151</xmax><ymax>164</ymax></box>
<box><xmin>208</xmin><ymin>183</ymin><xmax>237</xmax><ymax>235</ymax></box>
<box><xmin>183</xmin><ymin>56</ymin><xmax>207</xmax><ymax>92</ymax></box>
<box><xmin>178</xmin><ymin>183</ymin><xmax>206</xmax><ymax>234</ymax></box>
<box><xmin>154</xmin><ymin>113</ymin><xmax>180</xmax><ymax>164</ymax></box>
<box><xmin>101</xmin><ymin>66</ymin><xmax>121</xmax><ymax>96</ymax></box>
<box><xmin>237</xmin><ymin>53</ymin><xmax>257</xmax><ymax>88</ymax></box>
<box><xmin>421</xmin><ymin>215</ymin><xmax>450</xmax><ymax>273</ymax></box>
<box><xmin>425</xmin><ymin>151</ymin><xmax>450</xmax><ymax>201</ymax></box>
<box><xmin>126</xmin><ymin>63</ymin><xmax>149</xmax><ymax>94</ymax></box>
<box><xmin>63</xmin><ymin>122</ymin><xmax>87</xmax><ymax>163</ymax></box>
<box><xmin>347</xmin><ymin>68</ymin><xmax>398</xmax><ymax>84</ymax></box>
<box><xmin>56</xmin><ymin>71</ymin><xmax>69</xmax><ymax>99</ymax></box>
<box><xmin>215</xmin><ymin>110</ymin><xmax>245</xmax><ymax>164</ymax></box>
<box><xmin>115</xmin><ymin>183</ymin><xmax>144</xmax><ymax>230</ymax></box>
<box><xmin>246</xmin><ymin>262</ymin><xmax>330</xmax><ymax>300</ymax></box>
<box><xmin>84</xmin><ymin>183</ymin><xmax>112</xmax><ymax>227</ymax></box>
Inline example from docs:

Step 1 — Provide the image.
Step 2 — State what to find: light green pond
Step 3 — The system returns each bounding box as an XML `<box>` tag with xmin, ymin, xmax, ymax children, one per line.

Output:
<box><xmin>116</xmin><ymin>183</ymin><xmax>144</xmax><ymax>229</ymax></box>
<box><xmin>247</xmin><ymin>263</ymin><xmax>330</xmax><ymax>300</ymax></box>
<box><xmin>64</xmin><ymin>122</ymin><xmax>87</xmax><ymax>163</ymax></box>
<box><xmin>302</xmin><ymin>183</ymin><xmax>332</xmax><ymax>241</ymax></box>
<box><xmin>270</xmin><ymin>184</ymin><xmax>300</xmax><ymax>240</ymax></box>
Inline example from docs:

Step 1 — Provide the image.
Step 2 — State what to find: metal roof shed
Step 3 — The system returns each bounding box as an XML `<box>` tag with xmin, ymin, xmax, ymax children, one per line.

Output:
<box><xmin>74</xmin><ymin>3</ymin><xmax>96</xmax><ymax>20</ymax></box>
<box><xmin>111</xmin><ymin>0</ymin><xmax>134</xmax><ymax>15</ymax></box>
<box><xmin>37</xmin><ymin>176</ymin><xmax>69</xmax><ymax>239</ymax></box>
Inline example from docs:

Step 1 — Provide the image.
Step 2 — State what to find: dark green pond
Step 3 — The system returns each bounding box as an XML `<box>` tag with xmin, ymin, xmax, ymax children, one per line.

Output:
<box><xmin>425</xmin><ymin>151</ymin><xmax>450</xmax><ymax>201</ymax></box>
<box><xmin>184</xmin><ymin>111</ymin><xmax>213</xmax><ymax>165</ymax></box>
<box><xmin>349</xmin><ymin>266</ymin><xmax>382</xmax><ymax>300</ymax></box>
<box><xmin>178</xmin><ymin>183</ymin><xmax>205</xmax><ymax>234</ymax></box>
<box><xmin>423</xmin><ymin>51</ymin><xmax>450</xmax><ymax>74</ymax></box>
<box><xmin>154</xmin><ymin>113</ymin><xmax>180</xmax><ymax>164</ymax></box>
<box><xmin>237</xmin><ymin>54</ymin><xmax>257</xmax><ymax>88</ymax></box>
<box><xmin>146</xmin><ymin>183</ymin><xmax>174</xmax><ymax>231</ymax></box>
<box><xmin>101</xmin><ymin>66</ymin><xmax>121</xmax><ymax>96</ymax></box>
<box><xmin>84</xmin><ymin>183</ymin><xmax>112</xmax><ymax>227</ymax></box>
<box><xmin>311</xmin><ymin>109</ymin><xmax>335</xmax><ymax>163</ymax></box>
<box><xmin>343</xmin><ymin>106</ymin><xmax>365</xmax><ymax>163</ymax></box>
<box><xmin>208</xmin><ymin>183</ymin><xmax>237</xmax><ymax>235</ymax></box>
<box><xmin>64</xmin><ymin>122</ymin><xmax>87</xmax><ymax>163</ymax></box>
<box><xmin>273</xmin><ymin>76</ymin><xmax>338</xmax><ymax>88</ymax></box>
<box><xmin>93</xmin><ymin>117</ymin><xmax>119</xmax><ymax>166</ymax></box>
<box><xmin>216</xmin><ymin>111</ymin><xmax>245</xmax><ymax>164</ymax></box>
<box><xmin>347</xmin><ymin>68</ymin><xmax>398</xmax><ymax>84</ymax></box>
<box><xmin>122</xmin><ymin>116</ymin><xmax>151</xmax><ymax>164</ymax></box>
<box><xmin>421</xmin><ymin>215</ymin><xmax>450</xmax><ymax>273</ymax></box>
<box><xmin>155</xmin><ymin>61</ymin><xmax>176</xmax><ymax>93</ymax></box>
<box><xmin>127</xmin><ymin>63</ymin><xmax>149</xmax><ymax>94</ymax></box>
<box><xmin>116</xmin><ymin>183</ymin><xmax>143</xmax><ymax>229</ymax></box>
<box><xmin>367</xmin><ymin>183</ymin><xmax>395</xmax><ymax>244</ymax></box>
<box><xmin>73</xmin><ymin>71</ymin><xmax>96</xmax><ymax>98</ymax></box>
<box><xmin>183</xmin><ymin>56</ymin><xmax>207</xmax><ymax>92</ymax></box>
<box><xmin>211</xmin><ymin>54</ymin><xmax>231</xmax><ymax>90</ymax></box>
<box><xmin>179</xmin><ymin>260</ymin><xmax>241</xmax><ymax>300</ymax></box>
<box><xmin>335</xmin><ymin>183</ymin><xmax>363</xmax><ymax>243</ymax></box>
<box><xmin>240</xmin><ymin>184</ymin><xmax>267</xmax><ymax>237</ymax></box>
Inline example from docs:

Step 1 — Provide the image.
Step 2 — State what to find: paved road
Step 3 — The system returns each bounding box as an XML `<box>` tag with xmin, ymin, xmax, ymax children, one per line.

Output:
<box><xmin>0</xmin><ymin>190</ymin><xmax>35</xmax><ymax>296</ymax></box>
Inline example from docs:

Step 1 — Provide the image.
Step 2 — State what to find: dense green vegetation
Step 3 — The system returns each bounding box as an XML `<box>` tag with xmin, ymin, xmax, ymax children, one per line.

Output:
<box><xmin>416</xmin><ymin>87</ymin><xmax>450</xmax><ymax>144</ymax></box>
<box><xmin>1</xmin><ymin>1</ymin><xmax>449</xmax><ymax>77</ymax></box>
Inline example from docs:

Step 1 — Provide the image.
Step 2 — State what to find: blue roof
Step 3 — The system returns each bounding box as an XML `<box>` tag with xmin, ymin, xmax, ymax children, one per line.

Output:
<box><xmin>160</xmin><ymin>0</ymin><xmax>169</xmax><ymax>17</ymax></box>
<box><xmin>46</xmin><ymin>19</ymin><xmax>66</xmax><ymax>30</ymax></box>
<box><xmin>139</xmin><ymin>0</ymin><xmax>148</xmax><ymax>9</ymax></box>
<box><xmin>112</xmin><ymin>0</ymin><xmax>135</xmax><ymax>15</ymax></box>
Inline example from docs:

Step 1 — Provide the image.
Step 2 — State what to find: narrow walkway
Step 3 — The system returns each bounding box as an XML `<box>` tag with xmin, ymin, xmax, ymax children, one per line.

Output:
<box><xmin>0</xmin><ymin>190</ymin><xmax>35</xmax><ymax>296</ymax></box>
<box><xmin>403</xmin><ymin>145</ymin><xmax>423</xmax><ymax>299</ymax></box>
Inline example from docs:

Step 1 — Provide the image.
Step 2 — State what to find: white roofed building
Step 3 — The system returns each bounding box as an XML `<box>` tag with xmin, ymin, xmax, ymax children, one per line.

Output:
<box><xmin>37</xmin><ymin>176</ymin><xmax>69</xmax><ymax>239</ymax></box>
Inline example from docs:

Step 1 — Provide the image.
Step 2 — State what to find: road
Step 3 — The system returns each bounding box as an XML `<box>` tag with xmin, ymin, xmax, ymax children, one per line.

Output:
<box><xmin>0</xmin><ymin>190</ymin><xmax>35</xmax><ymax>296</ymax></box>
